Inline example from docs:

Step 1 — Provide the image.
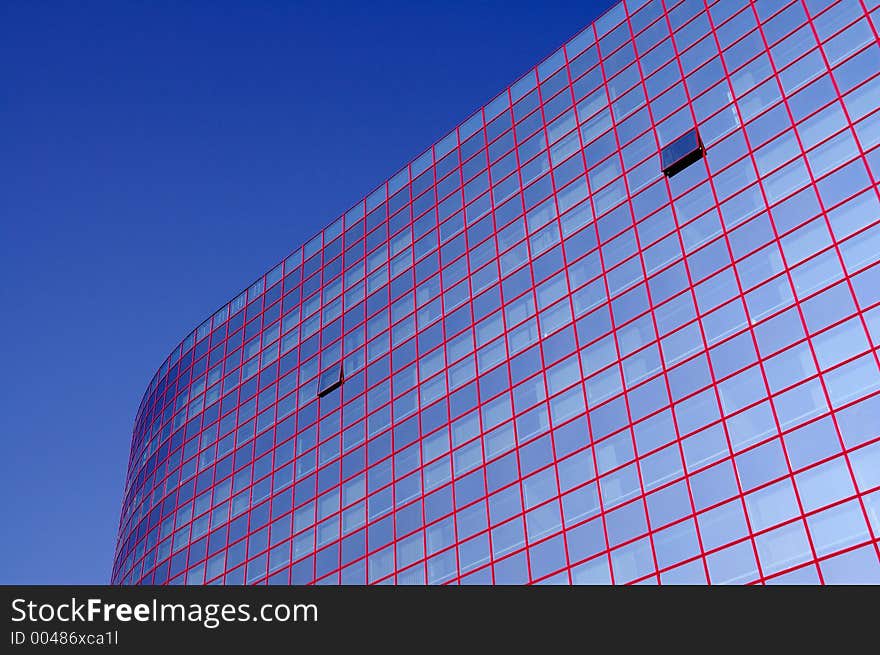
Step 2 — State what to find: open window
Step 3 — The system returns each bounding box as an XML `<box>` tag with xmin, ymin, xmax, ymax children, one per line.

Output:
<box><xmin>661</xmin><ymin>128</ymin><xmax>704</xmax><ymax>177</ymax></box>
<box><xmin>317</xmin><ymin>364</ymin><xmax>344</xmax><ymax>398</ymax></box>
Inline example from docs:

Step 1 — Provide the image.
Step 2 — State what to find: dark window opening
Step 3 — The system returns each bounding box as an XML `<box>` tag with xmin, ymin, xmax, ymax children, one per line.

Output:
<box><xmin>661</xmin><ymin>128</ymin><xmax>704</xmax><ymax>177</ymax></box>
<box><xmin>317</xmin><ymin>365</ymin><xmax>344</xmax><ymax>398</ymax></box>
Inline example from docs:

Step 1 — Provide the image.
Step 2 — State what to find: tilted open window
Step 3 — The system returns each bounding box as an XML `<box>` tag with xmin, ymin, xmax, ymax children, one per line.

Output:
<box><xmin>317</xmin><ymin>365</ymin><xmax>344</xmax><ymax>398</ymax></box>
<box><xmin>661</xmin><ymin>128</ymin><xmax>704</xmax><ymax>177</ymax></box>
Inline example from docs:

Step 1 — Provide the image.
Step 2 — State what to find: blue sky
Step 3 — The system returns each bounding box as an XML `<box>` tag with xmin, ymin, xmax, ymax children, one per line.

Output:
<box><xmin>0</xmin><ymin>0</ymin><xmax>614</xmax><ymax>583</ymax></box>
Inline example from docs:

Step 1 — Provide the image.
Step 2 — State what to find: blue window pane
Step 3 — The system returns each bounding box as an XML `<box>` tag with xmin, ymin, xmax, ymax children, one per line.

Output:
<box><xmin>706</xmin><ymin>540</ymin><xmax>759</xmax><ymax>585</ymax></box>
<box><xmin>795</xmin><ymin>457</ymin><xmax>855</xmax><ymax>512</ymax></box>
<box><xmin>647</xmin><ymin>479</ymin><xmax>694</xmax><ymax>530</ymax></box>
<box><xmin>611</xmin><ymin>536</ymin><xmax>655</xmax><ymax>583</ymax></box>
<box><xmin>850</xmin><ymin>441</ymin><xmax>880</xmax><ymax>491</ymax></box>
<box><xmin>571</xmin><ymin>556</ymin><xmax>612</xmax><ymax>585</ymax></box>
<box><xmin>653</xmin><ymin>519</ymin><xmax>701</xmax><ymax>570</ymax></box>
<box><xmin>493</xmin><ymin>552</ymin><xmax>529</xmax><ymax>584</ymax></box>
<box><xmin>766</xmin><ymin>564</ymin><xmax>821</xmax><ymax>585</ymax></box>
<box><xmin>566</xmin><ymin>517</ymin><xmax>606</xmax><ymax>563</ymax></box>
<box><xmin>754</xmin><ymin>520</ymin><xmax>812</xmax><ymax>575</ymax></box>
<box><xmin>783</xmin><ymin>416</ymin><xmax>841</xmax><ymax>469</ymax></box>
<box><xmin>807</xmin><ymin>500</ymin><xmax>870</xmax><ymax>557</ymax></box>
<box><xmin>735</xmin><ymin>439</ymin><xmax>788</xmax><ymax>491</ymax></box>
<box><xmin>690</xmin><ymin>459</ymin><xmax>738</xmax><ymax>511</ymax></box>
<box><xmin>529</xmin><ymin>534</ymin><xmax>567</xmax><ymax>580</ymax></box>
<box><xmin>835</xmin><ymin>394</ymin><xmax>880</xmax><ymax>448</ymax></box>
<box><xmin>697</xmin><ymin>500</ymin><xmax>748</xmax><ymax>550</ymax></box>
<box><xmin>746</xmin><ymin>479</ymin><xmax>800</xmax><ymax>531</ymax></box>
<box><xmin>660</xmin><ymin>558</ymin><xmax>708</xmax><ymax>584</ymax></box>
<box><xmin>606</xmin><ymin>500</ymin><xmax>648</xmax><ymax>546</ymax></box>
<box><xmin>819</xmin><ymin>545</ymin><xmax>880</xmax><ymax>584</ymax></box>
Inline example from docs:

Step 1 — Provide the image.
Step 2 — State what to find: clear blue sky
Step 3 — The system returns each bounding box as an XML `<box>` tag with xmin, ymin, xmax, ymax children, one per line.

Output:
<box><xmin>0</xmin><ymin>0</ymin><xmax>614</xmax><ymax>584</ymax></box>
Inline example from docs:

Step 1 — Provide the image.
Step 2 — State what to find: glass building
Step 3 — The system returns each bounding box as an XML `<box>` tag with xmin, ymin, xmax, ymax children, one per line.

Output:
<box><xmin>112</xmin><ymin>0</ymin><xmax>880</xmax><ymax>585</ymax></box>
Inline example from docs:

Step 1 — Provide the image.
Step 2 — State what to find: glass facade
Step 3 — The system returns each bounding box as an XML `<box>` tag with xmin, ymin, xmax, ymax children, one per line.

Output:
<box><xmin>112</xmin><ymin>0</ymin><xmax>880</xmax><ymax>585</ymax></box>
